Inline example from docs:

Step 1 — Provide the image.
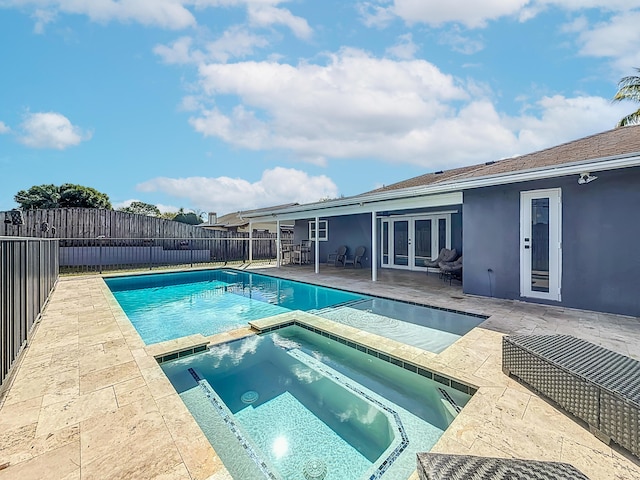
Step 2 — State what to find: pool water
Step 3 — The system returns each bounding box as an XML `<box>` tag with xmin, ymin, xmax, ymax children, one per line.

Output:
<box><xmin>162</xmin><ymin>325</ymin><xmax>471</xmax><ymax>480</ymax></box>
<box><xmin>105</xmin><ymin>269</ymin><xmax>485</xmax><ymax>350</ymax></box>
<box><xmin>105</xmin><ymin>269</ymin><xmax>363</xmax><ymax>344</ymax></box>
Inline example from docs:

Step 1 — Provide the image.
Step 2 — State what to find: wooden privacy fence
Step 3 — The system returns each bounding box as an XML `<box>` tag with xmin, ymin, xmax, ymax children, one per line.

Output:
<box><xmin>1</xmin><ymin>237</ymin><xmax>59</xmax><ymax>391</ymax></box>
<box><xmin>2</xmin><ymin>208</ymin><xmax>233</xmax><ymax>239</ymax></box>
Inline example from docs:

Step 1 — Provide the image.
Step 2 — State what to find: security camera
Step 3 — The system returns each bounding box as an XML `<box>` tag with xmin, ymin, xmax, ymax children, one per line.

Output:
<box><xmin>578</xmin><ymin>172</ymin><xmax>597</xmax><ymax>185</ymax></box>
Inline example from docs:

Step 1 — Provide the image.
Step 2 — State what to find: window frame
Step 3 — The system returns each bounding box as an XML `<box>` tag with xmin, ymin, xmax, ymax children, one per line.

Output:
<box><xmin>309</xmin><ymin>220</ymin><xmax>328</xmax><ymax>241</ymax></box>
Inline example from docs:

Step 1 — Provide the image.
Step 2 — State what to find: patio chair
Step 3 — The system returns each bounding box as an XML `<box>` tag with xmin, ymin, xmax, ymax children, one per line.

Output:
<box><xmin>330</xmin><ymin>245</ymin><xmax>348</xmax><ymax>266</ymax></box>
<box><xmin>417</xmin><ymin>452</ymin><xmax>590</xmax><ymax>479</ymax></box>
<box><xmin>439</xmin><ymin>255</ymin><xmax>462</xmax><ymax>284</ymax></box>
<box><xmin>424</xmin><ymin>248</ymin><xmax>457</xmax><ymax>275</ymax></box>
<box><xmin>343</xmin><ymin>246</ymin><xmax>366</xmax><ymax>268</ymax></box>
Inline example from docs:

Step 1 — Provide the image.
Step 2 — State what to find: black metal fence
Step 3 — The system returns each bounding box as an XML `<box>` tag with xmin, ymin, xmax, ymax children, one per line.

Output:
<box><xmin>59</xmin><ymin>235</ymin><xmax>290</xmax><ymax>274</ymax></box>
<box><xmin>1</xmin><ymin>237</ymin><xmax>59</xmax><ymax>390</ymax></box>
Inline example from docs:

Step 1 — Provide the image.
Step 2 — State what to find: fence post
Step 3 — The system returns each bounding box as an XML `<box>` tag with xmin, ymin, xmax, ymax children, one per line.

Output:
<box><xmin>190</xmin><ymin>240</ymin><xmax>194</xmax><ymax>268</ymax></box>
<box><xmin>149</xmin><ymin>240</ymin><xmax>153</xmax><ymax>270</ymax></box>
<box><xmin>99</xmin><ymin>237</ymin><xmax>103</xmax><ymax>274</ymax></box>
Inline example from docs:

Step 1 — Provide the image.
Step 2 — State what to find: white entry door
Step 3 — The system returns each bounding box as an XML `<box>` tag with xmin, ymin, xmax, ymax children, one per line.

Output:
<box><xmin>520</xmin><ymin>189</ymin><xmax>562</xmax><ymax>301</ymax></box>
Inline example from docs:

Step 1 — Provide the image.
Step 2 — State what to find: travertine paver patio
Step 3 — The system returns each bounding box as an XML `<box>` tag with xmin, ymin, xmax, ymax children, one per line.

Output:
<box><xmin>0</xmin><ymin>265</ymin><xmax>638</xmax><ymax>479</ymax></box>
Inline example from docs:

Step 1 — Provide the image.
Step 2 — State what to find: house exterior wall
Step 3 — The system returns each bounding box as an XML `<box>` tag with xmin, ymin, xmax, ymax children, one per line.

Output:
<box><xmin>294</xmin><ymin>214</ymin><xmax>372</xmax><ymax>266</ymax></box>
<box><xmin>292</xmin><ymin>206</ymin><xmax>463</xmax><ymax>268</ymax></box>
<box><xmin>463</xmin><ymin>166</ymin><xmax>640</xmax><ymax>317</ymax></box>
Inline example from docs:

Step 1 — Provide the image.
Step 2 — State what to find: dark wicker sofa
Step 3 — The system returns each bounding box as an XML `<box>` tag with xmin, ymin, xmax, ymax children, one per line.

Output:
<box><xmin>417</xmin><ymin>453</ymin><xmax>589</xmax><ymax>480</ymax></box>
<box><xmin>502</xmin><ymin>334</ymin><xmax>640</xmax><ymax>459</ymax></box>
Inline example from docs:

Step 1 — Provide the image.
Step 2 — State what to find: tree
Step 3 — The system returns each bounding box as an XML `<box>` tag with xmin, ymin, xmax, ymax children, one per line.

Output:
<box><xmin>58</xmin><ymin>184</ymin><xmax>112</xmax><ymax>209</ymax></box>
<box><xmin>14</xmin><ymin>183</ymin><xmax>112</xmax><ymax>210</ymax></box>
<box><xmin>172</xmin><ymin>208</ymin><xmax>203</xmax><ymax>225</ymax></box>
<box><xmin>14</xmin><ymin>184</ymin><xmax>61</xmax><ymax>209</ymax></box>
<box><xmin>613</xmin><ymin>67</ymin><xmax>640</xmax><ymax>127</ymax></box>
<box><xmin>118</xmin><ymin>201</ymin><xmax>161</xmax><ymax>217</ymax></box>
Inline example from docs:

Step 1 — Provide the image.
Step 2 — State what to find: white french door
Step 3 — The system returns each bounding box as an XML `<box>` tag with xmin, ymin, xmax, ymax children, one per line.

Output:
<box><xmin>381</xmin><ymin>214</ymin><xmax>451</xmax><ymax>271</ymax></box>
<box><xmin>520</xmin><ymin>189</ymin><xmax>562</xmax><ymax>301</ymax></box>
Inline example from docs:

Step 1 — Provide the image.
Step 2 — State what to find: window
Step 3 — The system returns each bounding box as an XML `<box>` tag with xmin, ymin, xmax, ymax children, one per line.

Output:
<box><xmin>309</xmin><ymin>220</ymin><xmax>328</xmax><ymax>241</ymax></box>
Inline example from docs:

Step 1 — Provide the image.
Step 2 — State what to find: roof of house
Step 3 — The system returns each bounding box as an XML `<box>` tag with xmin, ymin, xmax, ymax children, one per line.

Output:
<box><xmin>240</xmin><ymin>125</ymin><xmax>640</xmax><ymax>220</ymax></box>
<box><xmin>368</xmin><ymin>124</ymin><xmax>640</xmax><ymax>193</ymax></box>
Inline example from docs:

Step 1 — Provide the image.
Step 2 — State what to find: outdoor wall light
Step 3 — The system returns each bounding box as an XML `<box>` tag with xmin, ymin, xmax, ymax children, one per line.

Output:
<box><xmin>577</xmin><ymin>172</ymin><xmax>598</xmax><ymax>185</ymax></box>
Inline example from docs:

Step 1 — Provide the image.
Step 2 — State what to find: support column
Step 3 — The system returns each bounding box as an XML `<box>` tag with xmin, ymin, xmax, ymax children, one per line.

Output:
<box><xmin>314</xmin><ymin>216</ymin><xmax>320</xmax><ymax>274</ymax></box>
<box><xmin>276</xmin><ymin>220</ymin><xmax>281</xmax><ymax>267</ymax></box>
<box><xmin>371</xmin><ymin>212</ymin><xmax>377</xmax><ymax>282</ymax></box>
<box><xmin>248</xmin><ymin>222</ymin><xmax>253</xmax><ymax>263</ymax></box>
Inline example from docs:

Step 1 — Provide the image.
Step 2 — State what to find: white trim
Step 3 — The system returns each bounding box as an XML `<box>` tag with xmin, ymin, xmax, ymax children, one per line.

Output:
<box><xmin>308</xmin><ymin>219</ymin><xmax>328</xmax><ymax>241</ymax></box>
<box><xmin>247</xmin><ymin>192</ymin><xmax>463</xmax><ymax>222</ymax></box>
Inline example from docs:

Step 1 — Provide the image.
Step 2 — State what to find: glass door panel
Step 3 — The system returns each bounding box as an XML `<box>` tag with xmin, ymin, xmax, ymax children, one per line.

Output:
<box><xmin>382</xmin><ymin>222</ymin><xmax>389</xmax><ymax>265</ymax></box>
<box><xmin>438</xmin><ymin>219</ymin><xmax>447</xmax><ymax>254</ymax></box>
<box><xmin>393</xmin><ymin>221</ymin><xmax>409</xmax><ymax>266</ymax></box>
<box><xmin>530</xmin><ymin>198</ymin><xmax>550</xmax><ymax>292</ymax></box>
<box><xmin>413</xmin><ymin>219</ymin><xmax>432</xmax><ymax>267</ymax></box>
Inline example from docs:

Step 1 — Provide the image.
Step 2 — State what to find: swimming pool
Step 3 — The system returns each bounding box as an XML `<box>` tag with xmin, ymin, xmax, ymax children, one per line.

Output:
<box><xmin>161</xmin><ymin>325</ymin><xmax>472</xmax><ymax>480</ymax></box>
<box><xmin>105</xmin><ymin>269</ymin><xmax>485</xmax><ymax>351</ymax></box>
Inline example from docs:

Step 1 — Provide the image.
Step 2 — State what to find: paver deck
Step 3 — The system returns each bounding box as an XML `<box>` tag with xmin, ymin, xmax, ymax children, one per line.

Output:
<box><xmin>0</xmin><ymin>264</ymin><xmax>638</xmax><ymax>479</ymax></box>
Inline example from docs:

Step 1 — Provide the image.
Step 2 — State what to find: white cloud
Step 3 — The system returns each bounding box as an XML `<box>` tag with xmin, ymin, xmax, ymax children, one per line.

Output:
<box><xmin>32</xmin><ymin>8</ymin><xmax>57</xmax><ymax>34</ymax></box>
<box><xmin>438</xmin><ymin>27</ymin><xmax>484</xmax><ymax>54</ymax></box>
<box><xmin>18</xmin><ymin>112</ymin><xmax>91</xmax><ymax>149</ymax></box>
<box><xmin>358</xmin><ymin>0</ymin><xmax>640</xmax><ymax>29</ymax></box>
<box><xmin>154</xmin><ymin>28</ymin><xmax>270</xmax><ymax>65</ymax></box>
<box><xmin>206</xmin><ymin>25</ymin><xmax>270</xmax><ymax>62</ymax></box>
<box><xmin>509</xmin><ymin>95</ymin><xmax>631</xmax><ymax>152</ymax></box>
<box><xmin>186</xmin><ymin>48</ymin><xmax>631</xmax><ymax>169</ymax></box>
<box><xmin>3</xmin><ymin>0</ymin><xmax>196</xmax><ymax>30</ymax></box>
<box><xmin>114</xmin><ymin>199</ymin><xmax>179</xmax><ymax>213</ymax></box>
<box><xmin>391</xmin><ymin>0</ymin><xmax>530</xmax><ymax>28</ymax></box>
<box><xmin>153</xmin><ymin>36</ymin><xmax>203</xmax><ymax>65</ymax></box>
<box><xmin>0</xmin><ymin>121</ymin><xmax>10</xmax><ymax>134</ymax></box>
<box><xmin>136</xmin><ymin>167</ymin><xmax>339</xmax><ymax>213</ymax></box>
<box><xmin>385</xmin><ymin>33</ymin><xmax>418</xmax><ymax>60</ymax></box>
<box><xmin>189</xmin><ymin>49</ymin><xmax>467</xmax><ymax>165</ymax></box>
<box><xmin>357</xmin><ymin>1</ymin><xmax>396</xmax><ymax>28</ymax></box>
<box><xmin>571</xmin><ymin>11</ymin><xmax>640</xmax><ymax>74</ymax></box>
<box><xmin>247</xmin><ymin>5</ymin><xmax>312</xmax><ymax>39</ymax></box>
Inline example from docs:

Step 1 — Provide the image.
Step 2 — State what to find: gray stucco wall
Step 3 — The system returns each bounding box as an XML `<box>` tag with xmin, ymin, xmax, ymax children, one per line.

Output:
<box><xmin>294</xmin><ymin>214</ymin><xmax>372</xmax><ymax>267</ymax></box>
<box><xmin>463</xmin><ymin>166</ymin><xmax>640</xmax><ymax>317</ymax></box>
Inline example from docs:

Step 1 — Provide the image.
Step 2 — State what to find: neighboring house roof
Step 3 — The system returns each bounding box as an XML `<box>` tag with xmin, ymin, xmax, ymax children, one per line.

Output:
<box><xmin>241</xmin><ymin>125</ymin><xmax>640</xmax><ymax>220</ymax></box>
<box><xmin>201</xmin><ymin>203</ymin><xmax>298</xmax><ymax>228</ymax></box>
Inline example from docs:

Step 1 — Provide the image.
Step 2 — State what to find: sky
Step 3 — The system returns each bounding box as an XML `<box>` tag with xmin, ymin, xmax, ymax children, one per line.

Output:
<box><xmin>1</xmin><ymin>1</ymin><xmax>639</xmax><ymax>216</ymax></box>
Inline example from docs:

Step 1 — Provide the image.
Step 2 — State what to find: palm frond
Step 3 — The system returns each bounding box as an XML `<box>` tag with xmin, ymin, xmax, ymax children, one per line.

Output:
<box><xmin>616</xmin><ymin>108</ymin><xmax>640</xmax><ymax>127</ymax></box>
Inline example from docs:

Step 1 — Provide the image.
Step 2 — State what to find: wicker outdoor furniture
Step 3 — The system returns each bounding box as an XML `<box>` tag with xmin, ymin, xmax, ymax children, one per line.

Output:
<box><xmin>416</xmin><ymin>452</ymin><xmax>589</xmax><ymax>480</ymax></box>
<box><xmin>503</xmin><ymin>334</ymin><xmax>640</xmax><ymax>458</ymax></box>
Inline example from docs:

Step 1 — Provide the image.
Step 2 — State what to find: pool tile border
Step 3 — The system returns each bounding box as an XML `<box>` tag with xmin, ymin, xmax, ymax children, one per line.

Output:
<box><xmin>156</xmin><ymin>344</ymin><xmax>208</xmax><ymax>363</ymax></box>
<box><xmin>257</xmin><ymin>320</ymin><xmax>478</xmax><ymax>396</ymax></box>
